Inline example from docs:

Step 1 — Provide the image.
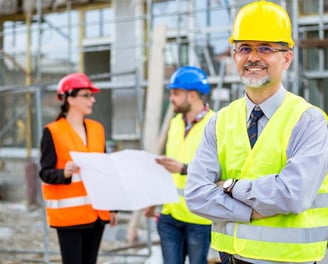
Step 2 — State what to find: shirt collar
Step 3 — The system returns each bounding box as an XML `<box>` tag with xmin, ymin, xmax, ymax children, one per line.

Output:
<box><xmin>246</xmin><ymin>84</ymin><xmax>286</xmax><ymax>120</ymax></box>
<box><xmin>183</xmin><ymin>103</ymin><xmax>210</xmax><ymax>137</ymax></box>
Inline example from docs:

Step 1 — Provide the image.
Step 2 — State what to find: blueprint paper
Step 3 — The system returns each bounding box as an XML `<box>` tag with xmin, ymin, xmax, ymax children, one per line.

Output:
<box><xmin>70</xmin><ymin>150</ymin><xmax>179</xmax><ymax>211</ymax></box>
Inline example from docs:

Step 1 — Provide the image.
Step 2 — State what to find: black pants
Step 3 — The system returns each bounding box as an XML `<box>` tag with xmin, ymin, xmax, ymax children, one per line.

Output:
<box><xmin>56</xmin><ymin>219</ymin><xmax>105</xmax><ymax>264</ymax></box>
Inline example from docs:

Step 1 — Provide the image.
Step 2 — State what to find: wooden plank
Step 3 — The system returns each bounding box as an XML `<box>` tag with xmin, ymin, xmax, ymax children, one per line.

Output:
<box><xmin>143</xmin><ymin>24</ymin><xmax>167</xmax><ymax>154</ymax></box>
<box><xmin>157</xmin><ymin>104</ymin><xmax>173</xmax><ymax>154</ymax></box>
<box><xmin>297</xmin><ymin>39</ymin><xmax>328</xmax><ymax>48</ymax></box>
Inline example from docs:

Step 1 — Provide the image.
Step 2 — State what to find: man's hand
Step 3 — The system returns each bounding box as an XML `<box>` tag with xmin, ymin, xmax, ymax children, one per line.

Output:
<box><xmin>217</xmin><ymin>180</ymin><xmax>266</xmax><ymax>220</ymax></box>
<box><xmin>216</xmin><ymin>180</ymin><xmax>224</xmax><ymax>188</ymax></box>
<box><xmin>155</xmin><ymin>156</ymin><xmax>184</xmax><ymax>173</ymax></box>
<box><xmin>110</xmin><ymin>212</ymin><xmax>118</xmax><ymax>227</ymax></box>
<box><xmin>251</xmin><ymin>209</ymin><xmax>265</xmax><ymax>220</ymax></box>
<box><xmin>217</xmin><ymin>180</ymin><xmax>266</xmax><ymax>221</ymax></box>
<box><xmin>143</xmin><ymin>205</ymin><xmax>157</xmax><ymax>218</ymax></box>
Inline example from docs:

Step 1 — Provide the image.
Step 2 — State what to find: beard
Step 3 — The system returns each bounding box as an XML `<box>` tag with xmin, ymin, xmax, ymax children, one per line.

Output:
<box><xmin>241</xmin><ymin>62</ymin><xmax>270</xmax><ymax>88</ymax></box>
<box><xmin>173</xmin><ymin>102</ymin><xmax>191</xmax><ymax>114</ymax></box>
<box><xmin>241</xmin><ymin>75</ymin><xmax>270</xmax><ymax>88</ymax></box>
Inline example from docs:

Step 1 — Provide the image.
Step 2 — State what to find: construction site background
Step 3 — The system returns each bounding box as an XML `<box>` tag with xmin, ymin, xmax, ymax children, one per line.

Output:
<box><xmin>0</xmin><ymin>0</ymin><xmax>328</xmax><ymax>263</ymax></box>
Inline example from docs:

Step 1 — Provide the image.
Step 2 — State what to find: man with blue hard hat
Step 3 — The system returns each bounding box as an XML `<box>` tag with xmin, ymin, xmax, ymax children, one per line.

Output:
<box><xmin>144</xmin><ymin>65</ymin><xmax>214</xmax><ymax>264</ymax></box>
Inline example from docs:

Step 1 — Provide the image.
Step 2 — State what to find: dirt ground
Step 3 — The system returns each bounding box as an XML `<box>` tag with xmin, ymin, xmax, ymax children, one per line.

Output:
<box><xmin>1</xmin><ymin>201</ymin><xmax>327</xmax><ymax>264</ymax></box>
<box><xmin>0</xmin><ymin>202</ymin><xmax>158</xmax><ymax>264</ymax></box>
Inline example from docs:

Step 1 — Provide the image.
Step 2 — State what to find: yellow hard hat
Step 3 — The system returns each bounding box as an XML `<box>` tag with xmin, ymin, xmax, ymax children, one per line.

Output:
<box><xmin>229</xmin><ymin>1</ymin><xmax>294</xmax><ymax>48</ymax></box>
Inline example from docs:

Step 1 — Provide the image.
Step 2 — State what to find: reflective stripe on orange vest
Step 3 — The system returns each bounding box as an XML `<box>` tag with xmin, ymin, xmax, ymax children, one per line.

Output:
<box><xmin>46</xmin><ymin>196</ymin><xmax>91</xmax><ymax>209</ymax></box>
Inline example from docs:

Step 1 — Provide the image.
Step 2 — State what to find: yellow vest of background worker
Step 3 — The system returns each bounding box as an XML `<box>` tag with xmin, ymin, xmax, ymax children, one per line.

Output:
<box><xmin>162</xmin><ymin>110</ymin><xmax>214</xmax><ymax>224</ymax></box>
<box><xmin>212</xmin><ymin>92</ymin><xmax>328</xmax><ymax>262</ymax></box>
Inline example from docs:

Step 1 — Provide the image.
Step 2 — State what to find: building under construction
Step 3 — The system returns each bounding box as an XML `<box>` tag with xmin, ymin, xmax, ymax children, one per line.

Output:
<box><xmin>0</xmin><ymin>0</ymin><xmax>327</xmax><ymax>263</ymax></box>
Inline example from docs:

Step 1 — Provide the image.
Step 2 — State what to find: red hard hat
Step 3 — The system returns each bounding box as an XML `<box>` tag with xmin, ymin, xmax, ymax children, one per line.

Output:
<box><xmin>57</xmin><ymin>72</ymin><xmax>100</xmax><ymax>100</ymax></box>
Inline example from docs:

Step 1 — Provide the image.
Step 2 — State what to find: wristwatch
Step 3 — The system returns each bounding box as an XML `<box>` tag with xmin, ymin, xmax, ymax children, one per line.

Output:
<box><xmin>223</xmin><ymin>178</ymin><xmax>238</xmax><ymax>194</ymax></box>
<box><xmin>180</xmin><ymin>163</ymin><xmax>188</xmax><ymax>175</ymax></box>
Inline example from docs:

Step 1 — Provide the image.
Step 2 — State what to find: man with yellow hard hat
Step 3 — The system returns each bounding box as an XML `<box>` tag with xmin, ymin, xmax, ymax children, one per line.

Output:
<box><xmin>185</xmin><ymin>1</ymin><xmax>328</xmax><ymax>264</ymax></box>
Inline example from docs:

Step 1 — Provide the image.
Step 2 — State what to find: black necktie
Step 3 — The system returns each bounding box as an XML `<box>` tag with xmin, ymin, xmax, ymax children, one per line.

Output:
<box><xmin>248</xmin><ymin>107</ymin><xmax>264</xmax><ymax>148</ymax></box>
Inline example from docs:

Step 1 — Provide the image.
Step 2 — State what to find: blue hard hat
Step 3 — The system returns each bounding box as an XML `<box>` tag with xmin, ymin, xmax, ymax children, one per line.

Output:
<box><xmin>166</xmin><ymin>66</ymin><xmax>210</xmax><ymax>94</ymax></box>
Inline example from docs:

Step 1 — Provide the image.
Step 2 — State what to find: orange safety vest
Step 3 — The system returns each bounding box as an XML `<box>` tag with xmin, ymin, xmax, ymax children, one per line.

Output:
<box><xmin>42</xmin><ymin>117</ymin><xmax>110</xmax><ymax>227</ymax></box>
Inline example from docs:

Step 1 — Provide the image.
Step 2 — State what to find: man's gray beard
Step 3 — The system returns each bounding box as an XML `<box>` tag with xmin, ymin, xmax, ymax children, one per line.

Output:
<box><xmin>241</xmin><ymin>76</ymin><xmax>270</xmax><ymax>88</ymax></box>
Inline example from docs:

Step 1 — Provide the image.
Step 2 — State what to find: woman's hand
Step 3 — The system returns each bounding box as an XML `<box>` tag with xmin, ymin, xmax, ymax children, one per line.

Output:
<box><xmin>64</xmin><ymin>161</ymin><xmax>80</xmax><ymax>178</ymax></box>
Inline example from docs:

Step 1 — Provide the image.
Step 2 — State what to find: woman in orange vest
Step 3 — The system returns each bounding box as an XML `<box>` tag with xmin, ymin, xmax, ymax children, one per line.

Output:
<box><xmin>39</xmin><ymin>72</ymin><xmax>118</xmax><ymax>264</ymax></box>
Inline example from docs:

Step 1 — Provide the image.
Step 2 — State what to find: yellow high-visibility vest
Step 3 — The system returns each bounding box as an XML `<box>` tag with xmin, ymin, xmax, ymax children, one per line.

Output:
<box><xmin>212</xmin><ymin>92</ymin><xmax>328</xmax><ymax>262</ymax></box>
<box><xmin>162</xmin><ymin>110</ymin><xmax>214</xmax><ymax>224</ymax></box>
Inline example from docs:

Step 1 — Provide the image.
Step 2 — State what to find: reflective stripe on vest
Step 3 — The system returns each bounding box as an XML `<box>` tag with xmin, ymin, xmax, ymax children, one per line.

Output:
<box><xmin>212</xmin><ymin>222</ymin><xmax>328</xmax><ymax>244</ymax></box>
<box><xmin>213</xmin><ymin>92</ymin><xmax>328</xmax><ymax>262</ymax></box>
<box><xmin>46</xmin><ymin>196</ymin><xmax>91</xmax><ymax>209</ymax></box>
<box><xmin>42</xmin><ymin>118</ymin><xmax>110</xmax><ymax>227</ymax></box>
<box><xmin>161</xmin><ymin>110</ymin><xmax>214</xmax><ymax>225</ymax></box>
